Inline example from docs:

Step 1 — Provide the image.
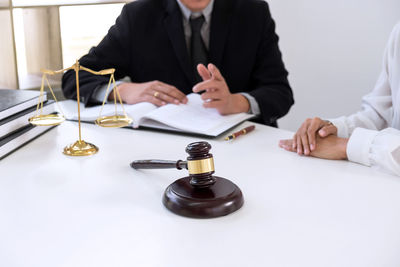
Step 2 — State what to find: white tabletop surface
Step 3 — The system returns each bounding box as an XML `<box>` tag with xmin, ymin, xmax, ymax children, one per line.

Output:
<box><xmin>1</xmin><ymin>121</ymin><xmax>400</xmax><ymax>267</ymax></box>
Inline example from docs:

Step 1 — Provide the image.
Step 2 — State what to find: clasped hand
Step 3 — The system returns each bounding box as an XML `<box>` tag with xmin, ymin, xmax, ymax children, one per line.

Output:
<box><xmin>279</xmin><ymin>117</ymin><xmax>348</xmax><ymax>160</ymax></box>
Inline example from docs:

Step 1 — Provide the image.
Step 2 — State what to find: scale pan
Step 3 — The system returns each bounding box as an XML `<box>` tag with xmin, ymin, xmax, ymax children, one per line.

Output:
<box><xmin>95</xmin><ymin>115</ymin><xmax>133</xmax><ymax>128</ymax></box>
<box><xmin>29</xmin><ymin>114</ymin><xmax>65</xmax><ymax>126</ymax></box>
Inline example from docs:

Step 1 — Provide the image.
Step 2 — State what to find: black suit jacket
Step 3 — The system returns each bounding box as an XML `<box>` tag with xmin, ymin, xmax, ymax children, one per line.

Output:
<box><xmin>62</xmin><ymin>0</ymin><xmax>294</xmax><ymax>126</ymax></box>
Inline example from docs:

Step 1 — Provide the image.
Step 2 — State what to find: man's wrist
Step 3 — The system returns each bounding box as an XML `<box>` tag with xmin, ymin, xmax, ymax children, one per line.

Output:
<box><xmin>109</xmin><ymin>82</ymin><xmax>129</xmax><ymax>101</ymax></box>
<box><xmin>232</xmin><ymin>93</ymin><xmax>250</xmax><ymax>113</ymax></box>
<box><xmin>239</xmin><ymin>92</ymin><xmax>260</xmax><ymax>115</ymax></box>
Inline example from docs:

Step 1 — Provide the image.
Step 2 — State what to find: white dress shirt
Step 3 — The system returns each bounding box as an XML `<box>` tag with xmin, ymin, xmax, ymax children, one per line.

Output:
<box><xmin>330</xmin><ymin>22</ymin><xmax>400</xmax><ymax>176</ymax></box>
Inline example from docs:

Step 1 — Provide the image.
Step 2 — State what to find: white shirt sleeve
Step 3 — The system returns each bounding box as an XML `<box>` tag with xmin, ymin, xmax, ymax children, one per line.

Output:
<box><xmin>329</xmin><ymin>22</ymin><xmax>400</xmax><ymax>138</ymax></box>
<box><xmin>347</xmin><ymin>128</ymin><xmax>400</xmax><ymax>176</ymax></box>
<box><xmin>328</xmin><ymin>23</ymin><xmax>400</xmax><ymax>176</ymax></box>
<box><xmin>329</xmin><ymin>57</ymin><xmax>392</xmax><ymax>139</ymax></box>
<box><xmin>239</xmin><ymin>92</ymin><xmax>261</xmax><ymax>115</ymax></box>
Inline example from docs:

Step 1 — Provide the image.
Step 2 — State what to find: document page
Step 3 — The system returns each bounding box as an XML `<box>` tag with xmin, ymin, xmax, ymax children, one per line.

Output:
<box><xmin>140</xmin><ymin>94</ymin><xmax>254</xmax><ymax>135</ymax></box>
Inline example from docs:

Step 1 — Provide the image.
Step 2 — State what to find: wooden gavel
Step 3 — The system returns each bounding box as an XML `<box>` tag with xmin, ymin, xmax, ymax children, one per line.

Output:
<box><xmin>130</xmin><ymin>141</ymin><xmax>243</xmax><ymax>218</ymax></box>
<box><xmin>131</xmin><ymin>141</ymin><xmax>216</xmax><ymax>188</ymax></box>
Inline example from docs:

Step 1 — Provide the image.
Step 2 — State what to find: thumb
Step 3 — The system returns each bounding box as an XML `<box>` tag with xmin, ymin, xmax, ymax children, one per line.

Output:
<box><xmin>197</xmin><ymin>64</ymin><xmax>211</xmax><ymax>81</ymax></box>
<box><xmin>208</xmin><ymin>63</ymin><xmax>223</xmax><ymax>81</ymax></box>
<box><xmin>318</xmin><ymin>125</ymin><xmax>337</xmax><ymax>137</ymax></box>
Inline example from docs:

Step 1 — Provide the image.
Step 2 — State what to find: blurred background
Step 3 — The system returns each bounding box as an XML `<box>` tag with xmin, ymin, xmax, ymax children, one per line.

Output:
<box><xmin>268</xmin><ymin>0</ymin><xmax>400</xmax><ymax>130</ymax></box>
<box><xmin>0</xmin><ymin>0</ymin><xmax>399</xmax><ymax>131</ymax></box>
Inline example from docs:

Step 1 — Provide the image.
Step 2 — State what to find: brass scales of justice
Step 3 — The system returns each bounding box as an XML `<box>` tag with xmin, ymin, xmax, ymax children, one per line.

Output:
<box><xmin>28</xmin><ymin>60</ymin><xmax>133</xmax><ymax>156</ymax></box>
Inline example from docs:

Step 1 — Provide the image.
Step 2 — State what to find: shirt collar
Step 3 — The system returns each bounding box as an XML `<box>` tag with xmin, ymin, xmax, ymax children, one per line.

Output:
<box><xmin>176</xmin><ymin>0</ymin><xmax>214</xmax><ymax>23</ymax></box>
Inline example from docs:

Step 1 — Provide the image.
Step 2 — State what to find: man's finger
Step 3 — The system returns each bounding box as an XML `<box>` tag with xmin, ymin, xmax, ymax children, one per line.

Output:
<box><xmin>155</xmin><ymin>83</ymin><xmax>187</xmax><ymax>104</ymax></box>
<box><xmin>197</xmin><ymin>64</ymin><xmax>211</xmax><ymax>81</ymax></box>
<box><xmin>144</xmin><ymin>94</ymin><xmax>166</xmax><ymax>107</ymax></box>
<box><xmin>208</xmin><ymin>63</ymin><xmax>224</xmax><ymax>81</ymax></box>
<box><xmin>193</xmin><ymin>79</ymin><xmax>220</xmax><ymax>93</ymax></box>
<box><xmin>150</xmin><ymin>90</ymin><xmax>176</xmax><ymax>104</ymax></box>
<box><xmin>318</xmin><ymin>124</ymin><xmax>337</xmax><ymax>137</ymax></box>
<box><xmin>163</xmin><ymin>84</ymin><xmax>187</xmax><ymax>102</ymax></box>
<box><xmin>201</xmin><ymin>91</ymin><xmax>222</xmax><ymax>101</ymax></box>
<box><xmin>203</xmin><ymin>99</ymin><xmax>221</xmax><ymax>109</ymax></box>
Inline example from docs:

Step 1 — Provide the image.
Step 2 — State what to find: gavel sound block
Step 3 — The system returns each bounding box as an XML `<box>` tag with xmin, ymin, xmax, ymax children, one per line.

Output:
<box><xmin>131</xmin><ymin>142</ymin><xmax>244</xmax><ymax>218</ymax></box>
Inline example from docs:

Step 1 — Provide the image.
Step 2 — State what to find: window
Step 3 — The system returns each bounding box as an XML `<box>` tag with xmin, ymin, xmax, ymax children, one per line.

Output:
<box><xmin>0</xmin><ymin>0</ymin><xmax>130</xmax><ymax>92</ymax></box>
<box><xmin>60</xmin><ymin>4</ymin><xmax>124</xmax><ymax>68</ymax></box>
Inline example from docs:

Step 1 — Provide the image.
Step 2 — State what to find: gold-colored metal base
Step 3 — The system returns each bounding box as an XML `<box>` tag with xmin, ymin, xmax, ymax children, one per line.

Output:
<box><xmin>95</xmin><ymin>115</ymin><xmax>133</xmax><ymax>128</ymax></box>
<box><xmin>63</xmin><ymin>140</ymin><xmax>99</xmax><ymax>156</ymax></box>
<box><xmin>29</xmin><ymin>114</ymin><xmax>65</xmax><ymax>126</ymax></box>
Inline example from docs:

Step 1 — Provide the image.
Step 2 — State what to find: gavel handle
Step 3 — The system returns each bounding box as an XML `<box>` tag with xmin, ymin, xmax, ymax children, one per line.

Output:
<box><xmin>130</xmin><ymin>160</ymin><xmax>187</xmax><ymax>170</ymax></box>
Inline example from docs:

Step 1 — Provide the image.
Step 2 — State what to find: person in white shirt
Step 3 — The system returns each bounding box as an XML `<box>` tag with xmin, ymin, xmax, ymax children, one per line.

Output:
<box><xmin>279</xmin><ymin>22</ymin><xmax>400</xmax><ymax>176</ymax></box>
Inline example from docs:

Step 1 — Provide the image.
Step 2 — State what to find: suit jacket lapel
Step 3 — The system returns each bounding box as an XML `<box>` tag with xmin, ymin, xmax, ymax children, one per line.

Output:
<box><xmin>209</xmin><ymin>0</ymin><xmax>235</xmax><ymax>68</ymax></box>
<box><xmin>163</xmin><ymin>0</ymin><xmax>194</xmax><ymax>84</ymax></box>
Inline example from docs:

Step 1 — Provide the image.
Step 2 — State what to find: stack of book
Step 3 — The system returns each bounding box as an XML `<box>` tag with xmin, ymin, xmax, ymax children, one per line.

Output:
<box><xmin>0</xmin><ymin>89</ymin><xmax>57</xmax><ymax>159</ymax></box>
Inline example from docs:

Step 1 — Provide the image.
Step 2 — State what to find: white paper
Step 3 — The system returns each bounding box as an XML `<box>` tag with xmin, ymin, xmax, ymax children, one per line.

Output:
<box><xmin>140</xmin><ymin>94</ymin><xmax>254</xmax><ymax>135</ymax></box>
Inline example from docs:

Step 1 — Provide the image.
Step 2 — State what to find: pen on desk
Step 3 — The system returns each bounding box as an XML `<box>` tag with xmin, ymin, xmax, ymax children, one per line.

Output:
<box><xmin>224</xmin><ymin>125</ymin><xmax>256</xmax><ymax>141</ymax></box>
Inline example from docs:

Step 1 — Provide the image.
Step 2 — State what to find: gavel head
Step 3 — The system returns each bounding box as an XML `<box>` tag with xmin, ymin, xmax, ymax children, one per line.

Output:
<box><xmin>185</xmin><ymin>141</ymin><xmax>216</xmax><ymax>188</ymax></box>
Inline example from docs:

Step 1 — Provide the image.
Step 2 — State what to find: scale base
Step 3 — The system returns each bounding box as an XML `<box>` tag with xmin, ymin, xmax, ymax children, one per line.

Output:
<box><xmin>163</xmin><ymin>176</ymin><xmax>244</xmax><ymax>218</ymax></box>
<box><xmin>63</xmin><ymin>140</ymin><xmax>99</xmax><ymax>156</ymax></box>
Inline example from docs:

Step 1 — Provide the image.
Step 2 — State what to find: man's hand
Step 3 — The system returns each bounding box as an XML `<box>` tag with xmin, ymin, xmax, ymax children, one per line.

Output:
<box><xmin>192</xmin><ymin>63</ymin><xmax>250</xmax><ymax>115</ymax></box>
<box><xmin>292</xmin><ymin>117</ymin><xmax>338</xmax><ymax>156</ymax></box>
<box><xmin>109</xmin><ymin>81</ymin><xmax>188</xmax><ymax>106</ymax></box>
<box><xmin>279</xmin><ymin>135</ymin><xmax>349</xmax><ymax>160</ymax></box>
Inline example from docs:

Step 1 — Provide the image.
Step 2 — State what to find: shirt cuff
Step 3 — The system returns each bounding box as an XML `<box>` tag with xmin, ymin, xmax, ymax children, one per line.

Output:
<box><xmin>346</xmin><ymin>127</ymin><xmax>379</xmax><ymax>166</ymax></box>
<box><xmin>92</xmin><ymin>81</ymin><xmax>124</xmax><ymax>103</ymax></box>
<box><xmin>239</xmin><ymin>93</ymin><xmax>260</xmax><ymax>115</ymax></box>
<box><xmin>329</xmin><ymin>116</ymin><xmax>349</xmax><ymax>138</ymax></box>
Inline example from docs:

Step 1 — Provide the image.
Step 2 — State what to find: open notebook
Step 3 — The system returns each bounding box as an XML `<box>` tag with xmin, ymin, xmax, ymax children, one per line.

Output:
<box><xmin>58</xmin><ymin>93</ymin><xmax>254</xmax><ymax>137</ymax></box>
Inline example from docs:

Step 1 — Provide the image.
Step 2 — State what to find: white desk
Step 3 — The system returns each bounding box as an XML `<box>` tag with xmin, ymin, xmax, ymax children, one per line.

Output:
<box><xmin>1</xmin><ymin>121</ymin><xmax>400</xmax><ymax>267</ymax></box>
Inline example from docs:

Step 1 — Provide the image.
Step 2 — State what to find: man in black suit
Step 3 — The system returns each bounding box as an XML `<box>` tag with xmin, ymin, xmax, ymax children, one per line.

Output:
<box><xmin>62</xmin><ymin>0</ymin><xmax>294</xmax><ymax>126</ymax></box>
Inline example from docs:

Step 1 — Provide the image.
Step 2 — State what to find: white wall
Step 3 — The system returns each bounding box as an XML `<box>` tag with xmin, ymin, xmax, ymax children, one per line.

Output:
<box><xmin>268</xmin><ymin>0</ymin><xmax>400</xmax><ymax>131</ymax></box>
